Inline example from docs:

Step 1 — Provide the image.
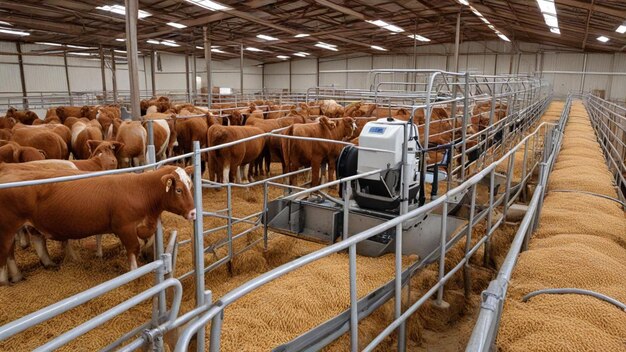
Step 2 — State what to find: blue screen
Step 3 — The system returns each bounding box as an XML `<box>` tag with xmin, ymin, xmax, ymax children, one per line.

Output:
<box><xmin>369</xmin><ymin>126</ymin><xmax>386</xmax><ymax>134</ymax></box>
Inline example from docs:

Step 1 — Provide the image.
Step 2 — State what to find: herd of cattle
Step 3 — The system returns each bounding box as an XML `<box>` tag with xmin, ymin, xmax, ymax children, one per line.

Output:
<box><xmin>0</xmin><ymin>96</ymin><xmax>508</xmax><ymax>285</ymax></box>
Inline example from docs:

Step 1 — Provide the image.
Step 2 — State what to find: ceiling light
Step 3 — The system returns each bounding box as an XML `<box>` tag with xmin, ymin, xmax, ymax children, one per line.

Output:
<box><xmin>0</xmin><ymin>28</ymin><xmax>29</xmax><ymax>36</ymax></box>
<box><xmin>550</xmin><ymin>27</ymin><xmax>560</xmax><ymax>34</ymax></box>
<box><xmin>487</xmin><ymin>24</ymin><xmax>495</xmax><ymax>30</ymax></box>
<box><xmin>147</xmin><ymin>39</ymin><xmax>160</xmax><ymax>44</ymax></box>
<box><xmin>115</xmin><ymin>38</ymin><xmax>125</xmax><ymax>42</ymax></box>
<box><xmin>160</xmin><ymin>40</ymin><xmax>180</xmax><ymax>47</ymax></box>
<box><xmin>246</xmin><ymin>47</ymin><xmax>264</xmax><ymax>52</ymax></box>
<box><xmin>366</xmin><ymin>19</ymin><xmax>404</xmax><ymax>33</ymax></box>
<box><xmin>616</xmin><ymin>25</ymin><xmax>626</xmax><ymax>34</ymax></box>
<box><xmin>480</xmin><ymin>16</ymin><xmax>490</xmax><ymax>24</ymax></box>
<box><xmin>457</xmin><ymin>0</ymin><xmax>469</xmax><ymax>5</ymax></box>
<box><xmin>293</xmin><ymin>52</ymin><xmax>309</xmax><ymax>57</ymax></box>
<box><xmin>277</xmin><ymin>55</ymin><xmax>290</xmax><ymax>59</ymax></box>
<box><xmin>543</xmin><ymin>14</ymin><xmax>558</xmax><ymax>28</ymax></box>
<box><xmin>185</xmin><ymin>0</ymin><xmax>231</xmax><ymax>11</ymax></box>
<box><xmin>167</xmin><ymin>22</ymin><xmax>187</xmax><ymax>29</ymax></box>
<box><xmin>196</xmin><ymin>46</ymin><xmax>204</xmax><ymax>49</ymax></box>
<box><xmin>96</xmin><ymin>5</ymin><xmax>151</xmax><ymax>19</ymax></box>
<box><xmin>67</xmin><ymin>44</ymin><xmax>89</xmax><ymax>49</ymax></box>
<box><xmin>295</xmin><ymin>34</ymin><xmax>310</xmax><ymax>38</ymax></box>
<box><xmin>257</xmin><ymin>34</ymin><xmax>278</xmax><ymax>41</ymax></box>
<box><xmin>0</xmin><ymin>21</ymin><xmax>11</xmax><ymax>26</ymax></box>
<box><xmin>114</xmin><ymin>49</ymin><xmax>126</xmax><ymax>53</ymax></box>
<box><xmin>407</xmin><ymin>34</ymin><xmax>431</xmax><ymax>42</ymax></box>
<box><xmin>370</xmin><ymin>45</ymin><xmax>387</xmax><ymax>51</ymax></box>
<box><xmin>471</xmin><ymin>8</ymin><xmax>482</xmax><ymax>17</ymax></box>
<box><xmin>211</xmin><ymin>48</ymin><xmax>225</xmax><ymax>53</ymax></box>
<box><xmin>497</xmin><ymin>33</ymin><xmax>511</xmax><ymax>42</ymax></box>
<box><xmin>68</xmin><ymin>52</ymin><xmax>91</xmax><ymax>56</ymax></box>
<box><xmin>537</xmin><ymin>0</ymin><xmax>556</xmax><ymax>15</ymax></box>
<box><xmin>315</xmin><ymin>43</ymin><xmax>338</xmax><ymax>51</ymax></box>
<box><xmin>597</xmin><ymin>36</ymin><xmax>609</xmax><ymax>43</ymax></box>
<box><xmin>318</xmin><ymin>42</ymin><xmax>336</xmax><ymax>47</ymax></box>
<box><xmin>36</xmin><ymin>42</ymin><xmax>63</xmax><ymax>46</ymax></box>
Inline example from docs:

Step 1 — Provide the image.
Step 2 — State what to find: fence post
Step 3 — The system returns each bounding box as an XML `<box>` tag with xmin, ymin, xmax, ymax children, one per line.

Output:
<box><xmin>192</xmin><ymin>141</ymin><xmax>206</xmax><ymax>352</ymax></box>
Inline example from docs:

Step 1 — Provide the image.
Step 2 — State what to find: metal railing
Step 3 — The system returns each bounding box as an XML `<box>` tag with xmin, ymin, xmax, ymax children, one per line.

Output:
<box><xmin>466</xmin><ymin>95</ymin><xmax>573</xmax><ymax>351</ymax></box>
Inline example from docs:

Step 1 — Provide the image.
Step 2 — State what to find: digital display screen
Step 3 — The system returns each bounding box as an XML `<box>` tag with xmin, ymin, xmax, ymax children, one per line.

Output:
<box><xmin>369</xmin><ymin>126</ymin><xmax>386</xmax><ymax>134</ymax></box>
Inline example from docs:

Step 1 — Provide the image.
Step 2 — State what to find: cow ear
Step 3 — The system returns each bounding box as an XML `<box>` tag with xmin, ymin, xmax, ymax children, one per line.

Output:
<box><xmin>319</xmin><ymin>116</ymin><xmax>335</xmax><ymax>129</ymax></box>
<box><xmin>38</xmin><ymin>149</ymin><xmax>47</xmax><ymax>158</ymax></box>
<box><xmin>184</xmin><ymin>165</ymin><xmax>194</xmax><ymax>175</ymax></box>
<box><xmin>111</xmin><ymin>141</ymin><xmax>124</xmax><ymax>151</ymax></box>
<box><xmin>87</xmin><ymin>140</ymin><xmax>102</xmax><ymax>154</ymax></box>
<box><xmin>161</xmin><ymin>175</ymin><xmax>174</xmax><ymax>192</ymax></box>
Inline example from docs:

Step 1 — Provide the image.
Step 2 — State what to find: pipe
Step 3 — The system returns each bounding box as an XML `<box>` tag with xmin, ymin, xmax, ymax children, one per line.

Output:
<box><xmin>15</xmin><ymin>42</ymin><xmax>28</xmax><ymax>109</ymax></box>
<box><xmin>203</xmin><ymin>26</ymin><xmax>212</xmax><ymax>109</ymax></box>
<box><xmin>63</xmin><ymin>51</ymin><xmax>72</xmax><ymax>105</ymax></box>
<box><xmin>522</xmin><ymin>288</ymin><xmax>626</xmax><ymax>311</ymax></box>
<box><xmin>111</xmin><ymin>49</ymin><xmax>118</xmax><ymax>103</ymax></box>
<box><xmin>124</xmin><ymin>0</ymin><xmax>141</xmax><ymax>120</ymax></box>
<box><xmin>185</xmin><ymin>54</ymin><xmax>190</xmax><ymax>102</ymax></box>
<box><xmin>454</xmin><ymin>11</ymin><xmax>461</xmax><ymax>73</ymax></box>
<box><xmin>151</xmin><ymin>50</ymin><xmax>157</xmax><ymax>97</ymax></box>
<box><xmin>240</xmin><ymin>43</ymin><xmax>244</xmax><ymax>96</ymax></box>
<box><xmin>99</xmin><ymin>45</ymin><xmax>107</xmax><ymax>102</ymax></box>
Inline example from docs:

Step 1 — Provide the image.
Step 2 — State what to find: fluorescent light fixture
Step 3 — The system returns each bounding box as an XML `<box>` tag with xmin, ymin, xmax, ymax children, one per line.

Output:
<box><xmin>543</xmin><ymin>14</ymin><xmax>558</xmax><ymax>28</ymax></box>
<box><xmin>370</xmin><ymin>45</ymin><xmax>387</xmax><ymax>51</ymax></box>
<box><xmin>497</xmin><ymin>33</ymin><xmax>511</xmax><ymax>42</ymax></box>
<box><xmin>480</xmin><ymin>16</ymin><xmax>490</xmax><ymax>24</ymax></box>
<box><xmin>96</xmin><ymin>5</ymin><xmax>151</xmax><ymax>19</ymax></box>
<box><xmin>0</xmin><ymin>21</ymin><xmax>11</xmax><ymax>26</ymax></box>
<box><xmin>257</xmin><ymin>34</ymin><xmax>278</xmax><ymax>41</ymax></box>
<box><xmin>185</xmin><ymin>0</ymin><xmax>231</xmax><ymax>11</ymax></box>
<box><xmin>36</xmin><ymin>42</ymin><xmax>63</xmax><ymax>46</ymax></box>
<box><xmin>147</xmin><ymin>39</ymin><xmax>160</xmax><ymax>44</ymax></box>
<box><xmin>68</xmin><ymin>52</ymin><xmax>91</xmax><ymax>56</ymax></box>
<box><xmin>550</xmin><ymin>27</ymin><xmax>560</xmax><ymax>34</ymax></box>
<box><xmin>457</xmin><ymin>0</ymin><xmax>469</xmax><ymax>5</ymax></box>
<box><xmin>246</xmin><ymin>47</ymin><xmax>264</xmax><ymax>52</ymax></box>
<box><xmin>211</xmin><ymin>48</ymin><xmax>225</xmax><ymax>53</ymax></box>
<box><xmin>160</xmin><ymin>40</ymin><xmax>179</xmax><ymax>47</ymax></box>
<box><xmin>115</xmin><ymin>38</ymin><xmax>126</xmax><ymax>42</ymax></box>
<box><xmin>597</xmin><ymin>35</ymin><xmax>609</xmax><ymax>43</ymax></box>
<box><xmin>488</xmin><ymin>24</ymin><xmax>495</xmax><ymax>30</ymax></box>
<box><xmin>167</xmin><ymin>22</ymin><xmax>187</xmax><ymax>29</ymax></box>
<box><xmin>407</xmin><ymin>34</ymin><xmax>431</xmax><ymax>42</ymax></box>
<box><xmin>318</xmin><ymin>42</ymin><xmax>336</xmax><ymax>47</ymax></box>
<box><xmin>616</xmin><ymin>25</ymin><xmax>626</xmax><ymax>34</ymax></box>
<box><xmin>114</xmin><ymin>49</ymin><xmax>126</xmax><ymax>53</ymax></box>
<box><xmin>0</xmin><ymin>28</ymin><xmax>29</xmax><ymax>36</ymax></box>
<box><xmin>67</xmin><ymin>44</ymin><xmax>89</xmax><ymax>49</ymax></box>
<box><xmin>277</xmin><ymin>55</ymin><xmax>290</xmax><ymax>59</ymax></box>
<box><xmin>471</xmin><ymin>8</ymin><xmax>482</xmax><ymax>17</ymax></box>
<box><xmin>315</xmin><ymin>42</ymin><xmax>338</xmax><ymax>51</ymax></box>
<box><xmin>294</xmin><ymin>33</ymin><xmax>310</xmax><ymax>38</ymax></box>
<box><xmin>537</xmin><ymin>0</ymin><xmax>556</xmax><ymax>15</ymax></box>
<box><xmin>366</xmin><ymin>19</ymin><xmax>404</xmax><ymax>33</ymax></box>
<box><xmin>196</xmin><ymin>46</ymin><xmax>204</xmax><ymax>49</ymax></box>
<box><xmin>293</xmin><ymin>52</ymin><xmax>309</xmax><ymax>57</ymax></box>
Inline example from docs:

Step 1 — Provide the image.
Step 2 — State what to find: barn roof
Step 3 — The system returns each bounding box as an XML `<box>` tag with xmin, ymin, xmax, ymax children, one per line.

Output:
<box><xmin>0</xmin><ymin>0</ymin><xmax>624</xmax><ymax>62</ymax></box>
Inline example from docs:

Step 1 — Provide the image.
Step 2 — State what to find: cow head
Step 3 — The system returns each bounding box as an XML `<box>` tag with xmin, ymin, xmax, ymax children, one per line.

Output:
<box><xmin>16</xmin><ymin>146</ymin><xmax>46</xmax><ymax>162</ymax></box>
<box><xmin>318</xmin><ymin>116</ymin><xmax>336</xmax><ymax>130</ymax></box>
<box><xmin>339</xmin><ymin>117</ymin><xmax>357</xmax><ymax>141</ymax></box>
<box><xmin>0</xmin><ymin>116</ymin><xmax>16</xmax><ymax>129</ymax></box>
<box><xmin>230</xmin><ymin>110</ymin><xmax>244</xmax><ymax>126</ymax></box>
<box><xmin>88</xmin><ymin>140</ymin><xmax>123</xmax><ymax>170</ymax></box>
<box><xmin>161</xmin><ymin>166</ymin><xmax>196</xmax><ymax>221</ymax></box>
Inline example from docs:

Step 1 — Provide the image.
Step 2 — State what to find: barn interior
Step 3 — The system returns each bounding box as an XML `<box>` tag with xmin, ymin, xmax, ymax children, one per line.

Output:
<box><xmin>0</xmin><ymin>1</ymin><xmax>625</xmax><ymax>352</ymax></box>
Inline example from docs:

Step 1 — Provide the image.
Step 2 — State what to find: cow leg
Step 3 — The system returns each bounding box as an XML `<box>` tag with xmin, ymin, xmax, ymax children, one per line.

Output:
<box><xmin>31</xmin><ymin>233</ymin><xmax>57</xmax><ymax>269</ymax></box>
<box><xmin>222</xmin><ymin>164</ymin><xmax>230</xmax><ymax>184</ymax></box>
<box><xmin>7</xmin><ymin>241</ymin><xmax>22</xmax><ymax>283</ymax></box>
<box><xmin>236</xmin><ymin>165</ymin><xmax>244</xmax><ymax>184</ymax></box>
<box><xmin>140</xmin><ymin>235</ymin><xmax>155</xmax><ymax>261</ymax></box>
<box><xmin>17</xmin><ymin>228</ymin><xmax>30</xmax><ymax>249</ymax></box>
<box><xmin>96</xmin><ymin>234</ymin><xmax>103</xmax><ymax>258</ymax></box>
<box><xmin>62</xmin><ymin>240</ymin><xmax>80</xmax><ymax>261</ymax></box>
<box><xmin>311</xmin><ymin>158</ymin><xmax>321</xmax><ymax>187</ymax></box>
<box><xmin>242</xmin><ymin>164</ymin><xmax>252</xmax><ymax>183</ymax></box>
<box><xmin>320</xmin><ymin>162</ymin><xmax>328</xmax><ymax>184</ymax></box>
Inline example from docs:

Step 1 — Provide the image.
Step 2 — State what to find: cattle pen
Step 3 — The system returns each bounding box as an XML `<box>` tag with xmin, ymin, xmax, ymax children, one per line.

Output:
<box><xmin>1</xmin><ymin>1</ymin><xmax>626</xmax><ymax>352</ymax></box>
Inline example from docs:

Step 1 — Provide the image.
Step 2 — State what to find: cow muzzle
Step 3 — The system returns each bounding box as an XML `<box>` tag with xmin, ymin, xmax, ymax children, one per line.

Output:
<box><xmin>187</xmin><ymin>209</ymin><xmax>197</xmax><ymax>221</ymax></box>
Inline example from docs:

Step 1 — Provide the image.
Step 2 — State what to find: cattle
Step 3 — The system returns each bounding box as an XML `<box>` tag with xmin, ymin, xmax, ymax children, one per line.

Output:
<box><xmin>143</xmin><ymin>114</ymin><xmax>175</xmax><ymax>160</ymax></box>
<box><xmin>114</xmin><ymin>120</ymin><xmax>147</xmax><ymax>168</ymax></box>
<box><xmin>0</xmin><ymin>116</ymin><xmax>16</xmax><ymax>129</ymax></box>
<box><xmin>140</xmin><ymin>96</ymin><xmax>171</xmax><ymax>115</ymax></box>
<box><xmin>14</xmin><ymin>123</ymin><xmax>72</xmax><ymax>156</ymax></box>
<box><xmin>64</xmin><ymin>116</ymin><xmax>90</xmax><ymax>129</ymax></box>
<box><xmin>11</xmin><ymin>126</ymin><xmax>69</xmax><ymax>160</ymax></box>
<box><xmin>97</xmin><ymin>109</ymin><xmax>120</xmax><ymax>139</ymax></box>
<box><xmin>6</xmin><ymin>108</ymin><xmax>39</xmax><ymax>125</ymax></box>
<box><xmin>0</xmin><ymin>141</ymin><xmax>46</xmax><ymax>163</ymax></box>
<box><xmin>72</xmin><ymin>140</ymin><xmax>123</xmax><ymax>171</ymax></box>
<box><xmin>0</xmin><ymin>129</ymin><xmax>11</xmax><ymax>140</ymax></box>
<box><xmin>71</xmin><ymin>120</ymin><xmax>104</xmax><ymax>160</ymax></box>
<box><xmin>369</xmin><ymin>107</ymin><xmax>410</xmax><ymax>120</ymax></box>
<box><xmin>55</xmin><ymin>106</ymin><xmax>84</xmax><ymax>123</ymax></box>
<box><xmin>344</xmin><ymin>102</ymin><xmax>378</xmax><ymax>118</ymax></box>
<box><xmin>318</xmin><ymin>100</ymin><xmax>345</xmax><ymax>118</ymax></box>
<box><xmin>174</xmin><ymin>113</ymin><xmax>216</xmax><ymax>170</ymax></box>
<box><xmin>207</xmin><ymin>125</ymin><xmax>265</xmax><ymax>183</ymax></box>
<box><xmin>282</xmin><ymin>116</ymin><xmax>356</xmax><ymax>187</ymax></box>
<box><xmin>0</xmin><ymin>165</ymin><xmax>195</xmax><ymax>284</ymax></box>
<box><xmin>80</xmin><ymin>105</ymin><xmax>99</xmax><ymax>120</ymax></box>
<box><xmin>266</xmin><ymin>104</ymin><xmax>295</xmax><ymax>119</ymax></box>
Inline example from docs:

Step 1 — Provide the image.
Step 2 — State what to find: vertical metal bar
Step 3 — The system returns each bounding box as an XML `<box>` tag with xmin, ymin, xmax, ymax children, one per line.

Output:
<box><xmin>15</xmin><ymin>42</ymin><xmax>28</xmax><ymax>110</ymax></box>
<box><xmin>580</xmin><ymin>53</ymin><xmax>588</xmax><ymax>92</ymax></box>
<box><xmin>454</xmin><ymin>11</ymin><xmax>461</xmax><ymax>73</ymax></box>
<box><xmin>99</xmin><ymin>45</ymin><xmax>107</xmax><ymax>103</ymax></box>
<box><xmin>192</xmin><ymin>43</ymin><xmax>197</xmax><ymax>103</ymax></box>
<box><xmin>240</xmin><ymin>43</ymin><xmax>244</xmax><ymax>96</ymax></box>
<box><xmin>192</xmin><ymin>141</ymin><xmax>206</xmax><ymax>352</ymax></box>
<box><xmin>111</xmin><ymin>49</ymin><xmax>118</xmax><ymax>103</ymax></box>
<box><xmin>461</xmin><ymin>72</ymin><xmax>470</xmax><ymax>180</ymax></box>
<box><xmin>289</xmin><ymin>59</ymin><xmax>292</xmax><ymax>92</ymax></box>
<box><xmin>63</xmin><ymin>51</ymin><xmax>72</xmax><ymax>106</ymax></box>
<box><xmin>349</xmin><ymin>243</ymin><xmax>358</xmax><ymax>352</ymax></box>
<box><xmin>413</xmin><ymin>19</ymin><xmax>417</xmax><ymax>71</ymax></box>
<box><xmin>151</xmin><ymin>51</ymin><xmax>157</xmax><ymax>97</ymax></box>
<box><xmin>484</xmin><ymin>168</ymin><xmax>495</xmax><ymax>267</ymax></box>
<box><xmin>227</xmin><ymin>183</ymin><xmax>233</xmax><ymax>262</ymax></box>
<box><xmin>436</xmin><ymin>201</ymin><xmax>448</xmax><ymax>304</ymax></box>
<box><xmin>185</xmin><ymin>54</ymin><xmax>191</xmax><ymax>103</ymax></box>
<box><xmin>209</xmin><ymin>313</ymin><xmax>224</xmax><ymax>352</ymax></box>
<box><xmin>342</xmin><ymin>181</ymin><xmax>351</xmax><ymax>241</ymax></box>
<box><xmin>124</xmin><ymin>0</ymin><xmax>141</xmax><ymax>120</ymax></box>
<box><xmin>395</xmin><ymin>123</ymin><xmax>410</xmax><ymax>352</ymax></box>
<box><xmin>316</xmin><ymin>57</ymin><xmax>320</xmax><ymax>87</ymax></box>
<box><xmin>463</xmin><ymin>184</ymin><xmax>477</xmax><ymax>297</ymax></box>
<box><xmin>203</xmin><ymin>26</ymin><xmax>212</xmax><ymax>109</ymax></box>
<box><xmin>263</xmin><ymin>181</ymin><xmax>269</xmax><ymax>251</ymax></box>
<box><xmin>503</xmin><ymin>154</ymin><xmax>515</xmax><ymax>220</ymax></box>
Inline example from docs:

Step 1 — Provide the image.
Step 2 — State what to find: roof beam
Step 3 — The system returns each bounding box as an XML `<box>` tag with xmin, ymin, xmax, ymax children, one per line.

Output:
<box><xmin>581</xmin><ymin>0</ymin><xmax>595</xmax><ymax>50</ymax></box>
<box><xmin>556</xmin><ymin>0</ymin><xmax>626</xmax><ymax>19</ymax></box>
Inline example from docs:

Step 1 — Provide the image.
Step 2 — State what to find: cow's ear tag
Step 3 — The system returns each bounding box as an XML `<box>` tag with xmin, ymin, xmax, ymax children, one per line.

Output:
<box><xmin>166</xmin><ymin>178</ymin><xmax>173</xmax><ymax>192</ymax></box>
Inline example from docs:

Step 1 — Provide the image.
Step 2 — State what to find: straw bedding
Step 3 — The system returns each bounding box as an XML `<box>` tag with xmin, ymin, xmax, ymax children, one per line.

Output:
<box><xmin>497</xmin><ymin>101</ymin><xmax>626</xmax><ymax>352</ymax></box>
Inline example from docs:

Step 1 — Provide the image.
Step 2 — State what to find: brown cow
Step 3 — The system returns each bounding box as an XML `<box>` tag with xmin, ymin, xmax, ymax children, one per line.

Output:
<box><xmin>0</xmin><ymin>129</ymin><xmax>11</xmax><ymax>140</ymax></box>
<box><xmin>208</xmin><ymin>125</ymin><xmax>265</xmax><ymax>183</ymax></box>
<box><xmin>11</xmin><ymin>127</ymin><xmax>69</xmax><ymax>160</ymax></box>
<box><xmin>0</xmin><ymin>116</ymin><xmax>16</xmax><ymax>129</ymax></box>
<box><xmin>282</xmin><ymin>116</ymin><xmax>356</xmax><ymax>187</ymax></box>
<box><xmin>71</xmin><ymin>120</ymin><xmax>104</xmax><ymax>160</ymax></box>
<box><xmin>174</xmin><ymin>113</ymin><xmax>216</xmax><ymax>169</ymax></box>
<box><xmin>6</xmin><ymin>108</ymin><xmax>39</xmax><ymax>125</ymax></box>
<box><xmin>140</xmin><ymin>96</ymin><xmax>171</xmax><ymax>115</ymax></box>
<box><xmin>318</xmin><ymin>100</ymin><xmax>345</xmax><ymax>118</ymax></box>
<box><xmin>267</xmin><ymin>104</ymin><xmax>295</xmax><ymax>119</ymax></box>
<box><xmin>14</xmin><ymin>123</ymin><xmax>72</xmax><ymax>156</ymax></box>
<box><xmin>0</xmin><ymin>165</ymin><xmax>195</xmax><ymax>284</ymax></box>
<box><xmin>55</xmin><ymin>106</ymin><xmax>83</xmax><ymax>122</ymax></box>
<box><xmin>115</xmin><ymin>120</ymin><xmax>147</xmax><ymax>168</ymax></box>
<box><xmin>0</xmin><ymin>141</ymin><xmax>46</xmax><ymax>163</ymax></box>
<box><xmin>80</xmin><ymin>105</ymin><xmax>99</xmax><ymax>120</ymax></box>
<box><xmin>143</xmin><ymin>114</ymin><xmax>174</xmax><ymax>160</ymax></box>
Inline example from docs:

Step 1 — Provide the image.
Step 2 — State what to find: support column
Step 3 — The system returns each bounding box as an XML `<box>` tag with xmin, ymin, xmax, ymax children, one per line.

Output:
<box><xmin>185</xmin><ymin>54</ymin><xmax>191</xmax><ymax>102</ymax></box>
<box><xmin>125</xmin><ymin>0</ymin><xmax>141</xmax><ymax>120</ymax></box>
<box><xmin>63</xmin><ymin>51</ymin><xmax>72</xmax><ymax>105</ymax></box>
<box><xmin>16</xmin><ymin>42</ymin><xmax>27</xmax><ymax>109</ymax></box>
<box><xmin>203</xmin><ymin>26</ymin><xmax>212</xmax><ymax>108</ymax></box>
<box><xmin>111</xmin><ymin>49</ymin><xmax>118</xmax><ymax>103</ymax></box>
<box><xmin>99</xmin><ymin>45</ymin><xmax>107</xmax><ymax>103</ymax></box>
<box><xmin>454</xmin><ymin>11</ymin><xmax>461</xmax><ymax>72</ymax></box>
<box><xmin>151</xmin><ymin>51</ymin><xmax>157</xmax><ymax>97</ymax></box>
<box><xmin>192</xmin><ymin>50</ymin><xmax>197</xmax><ymax>103</ymax></box>
<box><xmin>289</xmin><ymin>59</ymin><xmax>292</xmax><ymax>92</ymax></box>
<box><xmin>240</xmin><ymin>43</ymin><xmax>244</xmax><ymax>96</ymax></box>
<box><xmin>580</xmin><ymin>53</ymin><xmax>588</xmax><ymax>92</ymax></box>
